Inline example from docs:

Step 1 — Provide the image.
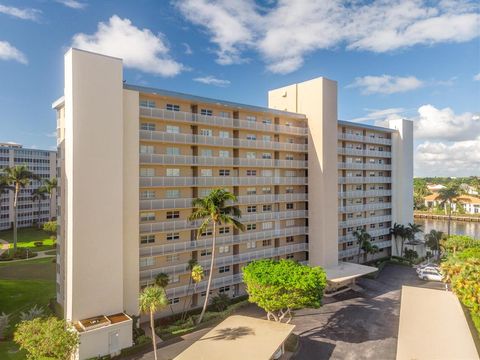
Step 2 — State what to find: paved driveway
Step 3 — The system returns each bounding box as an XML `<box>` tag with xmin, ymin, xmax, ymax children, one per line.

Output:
<box><xmin>292</xmin><ymin>264</ymin><xmax>444</xmax><ymax>360</ymax></box>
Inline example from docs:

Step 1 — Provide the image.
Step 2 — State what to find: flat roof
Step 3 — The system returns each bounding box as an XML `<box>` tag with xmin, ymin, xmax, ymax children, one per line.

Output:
<box><xmin>397</xmin><ymin>286</ymin><xmax>479</xmax><ymax>360</ymax></box>
<box><xmin>175</xmin><ymin>315</ymin><xmax>295</xmax><ymax>360</ymax></box>
<box><xmin>325</xmin><ymin>261</ymin><xmax>378</xmax><ymax>283</ymax></box>
<box><xmin>124</xmin><ymin>84</ymin><xmax>307</xmax><ymax>119</ymax></box>
<box><xmin>338</xmin><ymin>120</ymin><xmax>397</xmax><ymax>133</ymax></box>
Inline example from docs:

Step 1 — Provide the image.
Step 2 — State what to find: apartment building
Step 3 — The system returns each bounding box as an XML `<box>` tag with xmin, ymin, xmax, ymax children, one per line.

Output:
<box><xmin>0</xmin><ymin>143</ymin><xmax>57</xmax><ymax>230</ymax></box>
<box><xmin>53</xmin><ymin>49</ymin><xmax>412</xmax><ymax>358</ymax></box>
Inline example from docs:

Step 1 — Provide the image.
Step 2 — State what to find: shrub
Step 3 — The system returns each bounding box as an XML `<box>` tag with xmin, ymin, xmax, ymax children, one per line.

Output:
<box><xmin>34</xmin><ymin>241</ymin><xmax>43</xmax><ymax>247</ymax></box>
<box><xmin>404</xmin><ymin>249</ymin><xmax>419</xmax><ymax>263</ymax></box>
<box><xmin>43</xmin><ymin>221</ymin><xmax>57</xmax><ymax>236</ymax></box>
<box><xmin>0</xmin><ymin>313</ymin><xmax>9</xmax><ymax>340</ymax></box>
<box><xmin>19</xmin><ymin>305</ymin><xmax>44</xmax><ymax>321</ymax></box>
<box><xmin>210</xmin><ymin>293</ymin><xmax>230</xmax><ymax>312</ymax></box>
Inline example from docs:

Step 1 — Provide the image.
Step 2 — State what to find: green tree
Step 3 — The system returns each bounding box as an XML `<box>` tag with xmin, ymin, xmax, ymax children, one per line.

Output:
<box><xmin>1</xmin><ymin>165</ymin><xmax>39</xmax><ymax>251</ymax></box>
<box><xmin>139</xmin><ymin>285</ymin><xmax>168</xmax><ymax>360</ymax></box>
<box><xmin>182</xmin><ymin>263</ymin><xmax>204</xmax><ymax>320</ymax></box>
<box><xmin>413</xmin><ymin>178</ymin><xmax>431</xmax><ymax>210</ymax></box>
<box><xmin>31</xmin><ymin>187</ymin><xmax>47</xmax><ymax>227</ymax></box>
<box><xmin>189</xmin><ymin>189</ymin><xmax>244</xmax><ymax>324</ymax></box>
<box><xmin>181</xmin><ymin>258</ymin><xmax>199</xmax><ymax>320</ymax></box>
<box><xmin>43</xmin><ymin>220</ymin><xmax>58</xmax><ymax>238</ymax></box>
<box><xmin>390</xmin><ymin>223</ymin><xmax>407</xmax><ymax>257</ymax></box>
<box><xmin>42</xmin><ymin>178</ymin><xmax>57</xmax><ymax>220</ymax></box>
<box><xmin>155</xmin><ymin>272</ymin><xmax>173</xmax><ymax>314</ymax></box>
<box><xmin>243</xmin><ymin>259</ymin><xmax>326</xmax><ymax>323</ymax></box>
<box><xmin>353</xmin><ymin>228</ymin><xmax>372</xmax><ymax>263</ymax></box>
<box><xmin>424</xmin><ymin>229</ymin><xmax>445</xmax><ymax>261</ymax></box>
<box><xmin>437</xmin><ymin>185</ymin><xmax>460</xmax><ymax>237</ymax></box>
<box><xmin>14</xmin><ymin>317</ymin><xmax>79</xmax><ymax>360</ymax></box>
<box><xmin>404</xmin><ymin>248</ymin><xmax>419</xmax><ymax>263</ymax></box>
<box><xmin>441</xmin><ymin>235</ymin><xmax>479</xmax><ymax>256</ymax></box>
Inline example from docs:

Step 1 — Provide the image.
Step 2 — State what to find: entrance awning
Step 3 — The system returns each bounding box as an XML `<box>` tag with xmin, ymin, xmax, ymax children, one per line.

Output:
<box><xmin>325</xmin><ymin>261</ymin><xmax>377</xmax><ymax>283</ymax></box>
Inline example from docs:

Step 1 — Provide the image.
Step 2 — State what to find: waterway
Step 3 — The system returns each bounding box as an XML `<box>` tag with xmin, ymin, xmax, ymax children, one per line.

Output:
<box><xmin>414</xmin><ymin>218</ymin><xmax>480</xmax><ymax>239</ymax></box>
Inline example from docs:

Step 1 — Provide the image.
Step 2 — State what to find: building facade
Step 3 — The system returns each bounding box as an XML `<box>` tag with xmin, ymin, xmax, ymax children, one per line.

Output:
<box><xmin>0</xmin><ymin>143</ymin><xmax>57</xmax><ymax>231</ymax></box>
<box><xmin>54</xmin><ymin>49</ymin><xmax>413</xmax><ymax>358</ymax></box>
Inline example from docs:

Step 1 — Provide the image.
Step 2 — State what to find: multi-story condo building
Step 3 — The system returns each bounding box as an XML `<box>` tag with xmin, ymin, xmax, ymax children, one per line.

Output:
<box><xmin>53</xmin><ymin>49</ymin><xmax>413</xmax><ymax>358</ymax></box>
<box><xmin>0</xmin><ymin>143</ymin><xmax>57</xmax><ymax>230</ymax></box>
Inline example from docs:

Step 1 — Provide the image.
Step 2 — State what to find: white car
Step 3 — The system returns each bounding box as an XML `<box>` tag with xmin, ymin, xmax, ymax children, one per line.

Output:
<box><xmin>418</xmin><ymin>269</ymin><xmax>443</xmax><ymax>281</ymax></box>
<box><xmin>416</xmin><ymin>265</ymin><xmax>440</xmax><ymax>274</ymax></box>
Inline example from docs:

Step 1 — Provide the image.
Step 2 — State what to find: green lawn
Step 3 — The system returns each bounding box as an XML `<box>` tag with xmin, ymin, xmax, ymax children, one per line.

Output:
<box><xmin>0</xmin><ymin>227</ymin><xmax>55</xmax><ymax>252</ymax></box>
<box><xmin>0</xmin><ymin>341</ymin><xmax>26</xmax><ymax>360</ymax></box>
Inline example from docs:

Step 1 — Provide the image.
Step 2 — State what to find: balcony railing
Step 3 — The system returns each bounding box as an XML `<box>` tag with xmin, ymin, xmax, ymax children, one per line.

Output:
<box><xmin>337</xmin><ymin>162</ymin><xmax>392</xmax><ymax>171</ymax></box>
<box><xmin>140</xmin><ymin>226</ymin><xmax>308</xmax><ymax>257</ymax></box>
<box><xmin>140</xmin><ymin>106</ymin><xmax>308</xmax><ymax>135</ymax></box>
<box><xmin>140</xmin><ymin>210</ymin><xmax>308</xmax><ymax>233</ymax></box>
<box><xmin>339</xmin><ymin>202</ymin><xmax>392</xmax><ymax>213</ymax></box>
<box><xmin>140</xmin><ymin>176</ymin><xmax>307</xmax><ymax>188</ymax></box>
<box><xmin>140</xmin><ymin>193</ymin><xmax>308</xmax><ymax>211</ymax></box>
<box><xmin>140</xmin><ymin>130</ymin><xmax>308</xmax><ymax>152</ymax></box>
<box><xmin>338</xmin><ymin>190</ymin><xmax>392</xmax><ymax>198</ymax></box>
<box><xmin>338</xmin><ymin>240</ymin><xmax>392</xmax><ymax>258</ymax></box>
<box><xmin>338</xmin><ymin>176</ymin><xmax>392</xmax><ymax>184</ymax></box>
<box><xmin>338</xmin><ymin>228</ymin><xmax>391</xmax><ymax>243</ymax></box>
<box><xmin>140</xmin><ymin>243</ymin><xmax>309</xmax><ymax>279</ymax></box>
<box><xmin>337</xmin><ymin>133</ymin><xmax>392</xmax><ymax>145</ymax></box>
<box><xmin>338</xmin><ymin>215</ymin><xmax>392</xmax><ymax>228</ymax></box>
<box><xmin>140</xmin><ymin>154</ymin><xmax>308</xmax><ymax>168</ymax></box>
<box><xmin>160</xmin><ymin>273</ymin><xmax>244</xmax><ymax>297</ymax></box>
<box><xmin>337</xmin><ymin>148</ymin><xmax>392</xmax><ymax>158</ymax></box>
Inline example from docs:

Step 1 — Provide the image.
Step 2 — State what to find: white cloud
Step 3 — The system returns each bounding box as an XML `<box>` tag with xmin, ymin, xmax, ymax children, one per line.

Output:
<box><xmin>193</xmin><ymin>75</ymin><xmax>230</xmax><ymax>87</ymax></box>
<box><xmin>347</xmin><ymin>75</ymin><xmax>423</xmax><ymax>94</ymax></box>
<box><xmin>414</xmin><ymin>105</ymin><xmax>480</xmax><ymax>141</ymax></box>
<box><xmin>175</xmin><ymin>0</ymin><xmax>480</xmax><ymax>74</ymax></box>
<box><xmin>183</xmin><ymin>43</ymin><xmax>193</xmax><ymax>55</ymax></box>
<box><xmin>0</xmin><ymin>40</ymin><xmax>27</xmax><ymax>64</ymax></box>
<box><xmin>56</xmin><ymin>0</ymin><xmax>87</xmax><ymax>9</ymax></box>
<box><xmin>0</xmin><ymin>4</ymin><xmax>41</xmax><ymax>21</ymax></box>
<box><xmin>350</xmin><ymin>108</ymin><xmax>406</xmax><ymax>123</ymax></box>
<box><xmin>72</xmin><ymin>15</ymin><xmax>183</xmax><ymax>77</ymax></box>
<box><xmin>474</xmin><ymin>73</ymin><xmax>480</xmax><ymax>81</ymax></box>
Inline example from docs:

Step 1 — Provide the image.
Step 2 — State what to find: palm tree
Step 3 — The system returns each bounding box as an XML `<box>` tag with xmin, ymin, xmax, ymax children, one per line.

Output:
<box><xmin>42</xmin><ymin>178</ymin><xmax>57</xmax><ymax>220</ymax></box>
<box><xmin>139</xmin><ymin>285</ymin><xmax>168</xmax><ymax>360</ymax></box>
<box><xmin>2</xmin><ymin>165</ymin><xmax>39</xmax><ymax>251</ymax></box>
<box><xmin>405</xmin><ymin>222</ymin><xmax>423</xmax><ymax>254</ymax></box>
<box><xmin>390</xmin><ymin>223</ymin><xmax>406</xmax><ymax>257</ymax></box>
<box><xmin>437</xmin><ymin>185</ymin><xmax>460</xmax><ymax>237</ymax></box>
<box><xmin>188</xmin><ymin>189</ymin><xmax>244</xmax><ymax>324</ymax></box>
<box><xmin>181</xmin><ymin>259</ymin><xmax>200</xmax><ymax>321</ymax></box>
<box><xmin>155</xmin><ymin>272</ymin><xmax>173</xmax><ymax>314</ymax></box>
<box><xmin>31</xmin><ymin>187</ymin><xmax>47</xmax><ymax>227</ymax></box>
<box><xmin>353</xmin><ymin>228</ymin><xmax>372</xmax><ymax>263</ymax></box>
<box><xmin>424</xmin><ymin>229</ymin><xmax>444</xmax><ymax>261</ymax></box>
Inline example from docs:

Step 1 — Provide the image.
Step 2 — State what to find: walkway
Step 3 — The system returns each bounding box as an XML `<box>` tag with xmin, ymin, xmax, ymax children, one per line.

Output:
<box><xmin>0</xmin><ymin>239</ymin><xmax>8</xmax><ymax>256</ymax></box>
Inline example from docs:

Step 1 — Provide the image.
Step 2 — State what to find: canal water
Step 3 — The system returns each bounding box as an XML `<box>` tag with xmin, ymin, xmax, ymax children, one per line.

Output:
<box><xmin>414</xmin><ymin>218</ymin><xmax>480</xmax><ymax>239</ymax></box>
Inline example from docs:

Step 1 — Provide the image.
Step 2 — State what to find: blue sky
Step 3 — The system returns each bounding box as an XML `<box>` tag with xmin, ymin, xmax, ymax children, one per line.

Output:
<box><xmin>0</xmin><ymin>0</ymin><xmax>479</xmax><ymax>176</ymax></box>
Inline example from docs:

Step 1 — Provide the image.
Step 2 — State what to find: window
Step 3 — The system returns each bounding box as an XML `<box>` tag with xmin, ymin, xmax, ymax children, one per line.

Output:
<box><xmin>286</xmin><ymin>236</ymin><xmax>294</xmax><ymax>243</ymax></box>
<box><xmin>140</xmin><ymin>257</ymin><xmax>154</xmax><ymax>267</ymax></box>
<box><xmin>262</xmin><ymin>153</ymin><xmax>272</xmax><ymax>159</ymax></box>
<box><xmin>219</xmin><ymin>246</ymin><xmax>229</xmax><ymax>253</ymax></box>
<box><xmin>219</xmin><ymin>131</ymin><xmax>230</xmax><ymax>138</ymax></box>
<box><xmin>286</xmin><ymin>187</ymin><xmax>294</xmax><ymax>194</ymax></box>
<box><xmin>262</xmin><ymin>135</ymin><xmax>271</xmax><ymax>142</ymax></box>
<box><xmin>246</xmin><ymin>187</ymin><xmax>256</xmax><ymax>195</ymax></box>
<box><xmin>166</xmin><ymin>104</ymin><xmax>180</xmax><ymax>111</ymax></box>
<box><xmin>286</xmin><ymin>203</ymin><xmax>294</xmax><ymax>210</ymax></box>
<box><xmin>219</xmin><ymin>227</ymin><xmax>230</xmax><ymax>234</ymax></box>
<box><xmin>166</xmin><ymin>211</ymin><xmax>180</xmax><ymax>219</ymax></box>
<box><xmin>287</xmin><ymin>138</ymin><xmax>294</xmax><ymax>144</ymax></box>
<box><xmin>199</xmin><ymin>188</ymin><xmax>212</xmax><ymax>197</ymax></box>
<box><xmin>219</xmin><ymin>169</ymin><xmax>230</xmax><ymax>176</ymax></box>
<box><xmin>140</xmin><ymin>168</ymin><xmax>154</xmax><ymax>177</ymax></box>
<box><xmin>263</xmin><ymin>205</ymin><xmax>272</xmax><ymax>212</ymax></box>
<box><xmin>166</xmin><ymin>189</ymin><xmax>180</xmax><ymax>198</ymax></box>
<box><xmin>219</xmin><ymin>286</ymin><xmax>230</xmax><ymax>294</ymax></box>
<box><xmin>140</xmin><ymin>145</ymin><xmax>154</xmax><ymax>154</ymax></box>
<box><xmin>200</xmin><ymin>128</ymin><xmax>213</xmax><ymax>137</ymax></box>
<box><xmin>247</xmin><ymin>206</ymin><xmax>257</xmax><ymax>213</ymax></box>
<box><xmin>141</xmin><ymin>190</ymin><xmax>155</xmax><ymax>199</ymax></box>
<box><xmin>168</xmin><ymin>297</ymin><xmax>180</xmax><ymax>305</ymax></box>
<box><xmin>246</xmin><ymin>134</ymin><xmax>257</xmax><ymax>141</ymax></box>
<box><xmin>166</xmin><ymin>125</ymin><xmax>180</xmax><ymax>134</ymax></box>
<box><xmin>262</xmin><ymin>239</ymin><xmax>271</xmax><ymax>247</ymax></box>
<box><xmin>262</xmin><ymin>118</ymin><xmax>272</xmax><ymax>125</ymax></box>
<box><xmin>219</xmin><ymin>150</ymin><xmax>229</xmax><ymax>158</ymax></box>
<box><xmin>286</xmin><ymin>219</ymin><xmax>295</xmax><ymax>227</ymax></box>
<box><xmin>262</xmin><ymin>187</ymin><xmax>272</xmax><ymax>194</ymax></box>
<box><xmin>166</xmin><ymin>147</ymin><xmax>180</xmax><ymax>156</ymax></box>
<box><xmin>219</xmin><ymin>111</ymin><xmax>230</xmax><ymax>118</ymax></box>
<box><xmin>246</xmin><ymin>170</ymin><xmax>257</xmax><ymax>176</ymax></box>
<box><xmin>140</xmin><ymin>212</ymin><xmax>155</xmax><ymax>221</ymax></box>
<box><xmin>140</xmin><ymin>235</ymin><xmax>155</xmax><ymax>244</ymax></box>
<box><xmin>246</xmin><ymin>152</ymin><xmax>256</xmax><ymax>159</ymax></box>
<box><xmin>246</xmin><ymin>116</ymin><xmax>256</xmax><ymax>122</ymax></box>
<box><xmin>286</xmin><ymin>254</ymin><xmax>294</xmax><ymax>260</ymax></box>
<box><xmin>201</xmin><ymin>249</ymin><xmax>212</xmax><ymax>256</ymax></box>
<box><xmin>285</xmin><ymin>154</ymin><xmax>294</xmax><ymax>160</ymax></box>
<box><xmin>246</xmin><ymin>241</ymin><xmax>256</xmax><ymax>249</ymax></box>
<box><xmin>169</xmin><ymin>274</ymin><xmax>180</xmax><ymax>283</ymax></box>
<box><xmin>166</xmin><ymin>168</ymin><xmax>180</xmax><ymax>177</ymax></box>
<box><xmin>262</xmin><ymin>222</ymin><xmax>273</xmax><ymax>230</ymax></box>
<box><xmin>140</xmin><ymin>99</ymin><xmax>156</xmax><ymax>108</ymax></box>
<box><xmin>166</xmin><ymin>254</ymin><xmax>179</xmax><ymax>262</ymax></box>
<box><xmin>201</xmin><ymin>229</ymin><xmax>213</xmax><ymax>236</ymax></box>
<box><xmin>261</xmin><ymin>170</ymin><xmax>273</xmax><ymax>177</ymax></box>
<box><xmin>201</xmin><ymin>169</ymin><xmax>213</xmax><ymax>177</ymax></box>
<box><xmin>201</xmin><ymin>149</ymin><xmax>213</xmax><ymax>157</ymax></box>
<box><xmin>247</xmin><ymin>223</ymin><xmax>257</xmax><ymax>231</ymax></box>
<box><xmin>201</xmin><ymin>109</ymin><xmax>213</xmax><ymax>116</ymax></box>
<box><xmin>166</xmin><ymin>233</ymin><xmax>180</xmax><ymax>241</ymax></box>
<box><xmin>141</xmin><ymin>123</ymin><xmax>155</xmax><ymax>131</ymax></box>
<box><xmin>285</xmin><ymin>170</ymin><xmax>295</xmax><ymax>177</ymax></box>
<box><xmin>219</xmin><ymin>266</ymin><xmax>230</xmax><ymax>273</ymax></box>
<box><xmin>370</xmin><ymin>224</ymin><xmax>376</xmax><ymax>229</ymax></box>
<box><xmin>356</xmin><ymin>185</ymin><xmax>362</xmax><ymax>190</ymax></box>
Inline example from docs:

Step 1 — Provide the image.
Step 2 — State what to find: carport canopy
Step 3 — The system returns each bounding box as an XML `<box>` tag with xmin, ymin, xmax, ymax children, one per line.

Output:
<box><xmin>324</xmin><ymin>261</ymin><xmax>377</xmax><ymax>283</ymax></box>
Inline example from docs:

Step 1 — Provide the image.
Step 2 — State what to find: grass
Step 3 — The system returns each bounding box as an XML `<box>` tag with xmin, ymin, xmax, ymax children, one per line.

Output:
<box><xmin>0</xmin><ymin>227</ymin><xmax>55</xmax><ymax>252</ymax></box>
<box><xmin>0</xmin><ymin>341</ymin><xmax>26</xmax><ymax>360</ymax></box>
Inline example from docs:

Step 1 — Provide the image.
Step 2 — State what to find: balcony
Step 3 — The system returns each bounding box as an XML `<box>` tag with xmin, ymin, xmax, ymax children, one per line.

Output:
<box><xmin>140</xmin><ymin>130</ymin><xmax>308</xmax><ymax>152</ymax></box>
<box><xmin>337</xmin><ymin>162</ymin><xmax>392</xmax><ymax>171</ymax></box>
<box><xmin>338</xmin><ymin>228</ymin><xmax>391</xmax><ymax>243</ymax></box>
<box><xmin>140</xmin><ymin>210</ymin><xmax>308</xmax><ymax>233</ymax></box>
<box><xmin>140</xmin><ymin>154</ymin><xmax>308</xmax><ymax>168</ymax></box>
<box><xmin>338</xmin><ymin>240</ymin><xmax>392</xmax><ymax>258</ymax></box>
<box><xmin>337</xmin><ymin>133</ymin><xmax>392</xmax><ymax>145</ymax></box>
<box><xmin>140</xmin><ymin>106</ymin><xmax>308</xmax><ymax>136</ymax></box>
<box><xmin>140</xmin><ymin>226</ymin><xmax>308</xmax><ymax>257</ymax></box>
<box><xmin>140</xmin><ymin>193</ymin><xmax>308</xmax><ymax>211</ymax></box>
<box><xmin>337</xmin><ymin>148</ymin><xmax>392</xmax><ymax>158</ymax></box>
<box><xmin>338</xmin><ymin>190</ymin><xmax>392</xmax><ymax>198</ymax></box>
<box><xmin>338</xmin><ymin>215</ymin><xmax>392</xmax><ymax>228</ymax></box>
<box><xmin>140</xmin><ymin>242</ymin><xmax>309</xmax><ymax>279</ymax></box>
<box><xmin>339</xmin><ymin>202</ymin><xmax>392</xmax><ymax>213</ymax></box>
<box><xmin>139</xmin><ymin>176</ymin><xmax>307</xmax><ymax>188</ymax></box>
<box><xmin>162</xmin><ymin>273</ymin><xmax>244</xmax><ymax>297</ymax></box>
<box><xmin>338</xmin><ymin>176</ymin><xmax>392</xmax><ymax>184</ymax></box>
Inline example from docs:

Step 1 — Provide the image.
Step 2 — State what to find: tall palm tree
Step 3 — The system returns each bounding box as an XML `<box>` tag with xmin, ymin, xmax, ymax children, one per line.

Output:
<box><xmin>181</xmin><ymin>259</ymin><xmax>199</xmax><ymax>320</ymax></box>
<box><xmin>424</xmin><ymin>229</ymin><xmax>444</xmax><ymax>261</ymax></box>
<box><xmin>42</xmin><ymin>178</ymin><xmax>57</xmax><ymax>220</ymax></box>
<box><xmin>390</xmin><ymin>223</ymin><xmax>406</xmax><ymax>257</ymax></box>
<box><xmin>188</xmin><ymin>189</ymin><xmax>244</xmax><ymax>324</ymax></box>
<box><xmin>155</xmin><ymin>272</ymin><xmax>173</xmax><ymax>314</ymax></box>
<box><xmin>139</xmin><ymin>285</ymin><xmax>168</xmax><ymax>360</ymax></box>
<box><xmin>31</xmin><ymin>187</ymin><xmax>47</xmax><ymax>227</ymax></box>
<box><xmin>353</xmin><ymin>228</ymin><xmax>372</xmax><ymax>264</ymax></box>
<box><xmin>2</xmin><ymin>165</ymin><xmax>39</xmax><ymax>251</ymax></box>
<box><xmin>405</xmin><ymin>222</ymin><xmax>423</xmax><ymax>254</ymax></box>
<box><xmin>437</xmin><ymin>185</ymin><xmax>460</xmax><ymax>237</ymax></box>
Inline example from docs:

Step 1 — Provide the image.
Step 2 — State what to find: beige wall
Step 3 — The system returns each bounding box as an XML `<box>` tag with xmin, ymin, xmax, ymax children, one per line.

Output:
<box><xmin>268</xmin><ymin>77</ymin><xmax>339</xmax><ymax>268</ymax></box>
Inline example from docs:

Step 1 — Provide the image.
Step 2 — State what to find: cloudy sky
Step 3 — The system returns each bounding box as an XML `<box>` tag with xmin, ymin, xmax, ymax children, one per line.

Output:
<box><xmin>0</xmin><ymin>0</ymin><xmax>479</xmax><ymax>176</ymax></box>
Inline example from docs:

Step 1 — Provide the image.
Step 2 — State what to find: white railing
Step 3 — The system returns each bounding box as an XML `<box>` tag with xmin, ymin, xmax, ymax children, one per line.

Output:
<box><xmin>338</xmin><ymin>215</ymin><xmax>392</xmax><ymax>228</ymax></box>
<box><xmin>338</xmin><ymin>177</ymin><xmax>392</xmax><ymax>184</ymax></box>
<box><xmin>140</xmin><ymin>154</ymin><xmax>308</xmax><ymax>168</ymax></box>
<box><xmin>338</xmin><ymin>190</ymin><xmax>392</xmax><ymax>198</ymax></box>
<box><xmin>139</xmin><ymin>176</ymin><xmax>307</xmax><ymax>187</ymax></box>
<box><xmin>140</xmin><ymin>226</ymin><xmax>308</xmax><ymax>257</ymax></box>
<box><xmin>161</xmin><ymin>273</ymin><xmax>244</xmax><ymax>298</ymax></box>
<box><xmin>339</xmin><ymin>202</ymin><xmax>392</xmax><ymax>213</ymax></box>
<box><xmin>140</xmin><ymin>107</ymin><xmax>308</xmax><ymax>135</ymax></box>
<box><xmin>337</xmin><ymin>148</ymin><xmax>392</xmax><ymax>158</ymax></box>
<box><xmin>139</xmin><ymin>130</ymin><xmax>307</xmax><ymax>152</ymax></box>
<box><xmin>338</xmin><ymin>228</ymin><xmax>391</xmax><ymax>243</ymax></box>
<box><xmin>338</xmin><ymin>240</ymin><xmax>391</xmax><ymax>258</ymax></box>
<box><xmin>337</xmin><ymin>133</ymin><xmax>392</xmax><ymax>145</ymax></box>
<box><xmin>337</xmin><ymin>162</ymin><xmax>392</xmax><ymax>171</ymax></box>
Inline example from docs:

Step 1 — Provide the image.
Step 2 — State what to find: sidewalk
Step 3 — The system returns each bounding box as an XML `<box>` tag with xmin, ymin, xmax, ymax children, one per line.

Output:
<box><xmin>0</xmin><ymin>239</ymin><xmax>8</xmax><ymax>256</ymax></box>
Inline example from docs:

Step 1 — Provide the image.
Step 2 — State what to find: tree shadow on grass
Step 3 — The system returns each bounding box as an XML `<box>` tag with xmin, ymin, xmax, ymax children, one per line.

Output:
<box><xmin>201</xmin><ymin>326</ymin><xmax>255</xmax><ymax>341</ymax></box>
